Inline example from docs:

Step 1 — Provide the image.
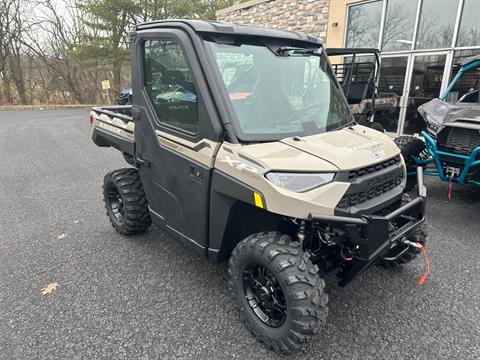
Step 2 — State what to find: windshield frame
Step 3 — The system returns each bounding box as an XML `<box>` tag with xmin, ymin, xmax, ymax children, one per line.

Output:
<box><xmin>202</xmin><ymin>35</ymin><xmax>354</xmax><ymax>143</ymax></box>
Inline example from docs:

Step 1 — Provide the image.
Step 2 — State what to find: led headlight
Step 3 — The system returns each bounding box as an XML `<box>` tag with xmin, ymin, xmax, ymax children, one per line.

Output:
<box><xmin>422</xmin><ymin>112</ymin><xmax>441</xmax><ymax>134</ymax></box>
<box><xmin>265</xmin><ymin>172</ymin><xmax>335</xmax><ymax>192</ymax></box>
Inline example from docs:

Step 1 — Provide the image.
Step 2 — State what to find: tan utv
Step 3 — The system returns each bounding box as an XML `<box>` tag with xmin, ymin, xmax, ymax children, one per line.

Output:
<box><xmin>89</xmin><ymin>20</ymin><xmax>428</xmax><ymax>353</ymax></box>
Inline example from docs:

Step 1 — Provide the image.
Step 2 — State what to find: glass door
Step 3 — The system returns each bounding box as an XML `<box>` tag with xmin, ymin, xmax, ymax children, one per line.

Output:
<box><xmin>401</xmin><ymin>52</ymin><xmax>449</xmax><ymax>134</ymax></box>
<box><xmin>377</xmin><ymin>55</ymin><xmax>409</xmax><ymax>134</ymax></box>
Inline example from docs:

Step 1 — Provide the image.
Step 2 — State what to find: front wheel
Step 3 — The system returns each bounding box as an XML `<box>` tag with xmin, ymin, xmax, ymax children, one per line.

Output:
<box><xmin>228</xmin><ymin>232</ymin><xmax>328</xmax><ymax>353</ymax></box>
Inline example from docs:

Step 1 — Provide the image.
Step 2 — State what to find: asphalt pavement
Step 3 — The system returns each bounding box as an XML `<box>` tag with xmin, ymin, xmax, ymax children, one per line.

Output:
<box><xmin>0</xmin><ymin>109</ymin><xmax>479</xmax><ymax>360</ymax></box>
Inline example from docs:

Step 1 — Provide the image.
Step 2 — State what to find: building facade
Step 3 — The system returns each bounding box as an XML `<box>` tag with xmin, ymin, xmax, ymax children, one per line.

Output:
<box><xmin>217</xmin><ymin>0</ymin><xmax>480</xmax><ymax>135</ymax></box>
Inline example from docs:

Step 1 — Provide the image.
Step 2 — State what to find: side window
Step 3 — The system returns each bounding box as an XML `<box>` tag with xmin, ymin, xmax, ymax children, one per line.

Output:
<box><xmin>144</xmin><ymin>40</ymin><xmax>199</xmax><ymax>134</ymax></box>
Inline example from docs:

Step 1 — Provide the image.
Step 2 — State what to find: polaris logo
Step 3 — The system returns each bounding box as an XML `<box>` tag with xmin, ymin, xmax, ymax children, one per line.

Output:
<box><xmin>372</xmin><ymin>151</ymin><xmax>385</xmax><ymax>160</ymax></box>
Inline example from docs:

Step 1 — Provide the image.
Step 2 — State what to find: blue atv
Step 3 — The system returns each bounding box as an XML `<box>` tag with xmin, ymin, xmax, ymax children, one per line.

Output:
<box><xmin>397</xmin><ymin>55</ymin><xmax>480</xmax><ymax>192</ymax></box>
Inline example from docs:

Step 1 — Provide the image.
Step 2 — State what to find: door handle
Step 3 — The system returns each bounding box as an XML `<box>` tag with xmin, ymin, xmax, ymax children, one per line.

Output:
<box><xmin>135</xmin><ymin>155</ymin><xmax>150</xmax><ymax>167</ymax></box>
<box><xmin>189</xmin><ymin>165</ymin><xmax>204</xmax><ymax>183</ymax></box>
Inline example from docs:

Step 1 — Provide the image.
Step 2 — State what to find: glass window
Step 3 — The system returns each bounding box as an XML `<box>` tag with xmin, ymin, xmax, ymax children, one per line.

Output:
<box><xmin>331</xmin><ymin>55</ymin><xmax>376</xmax><ymax>85</ymax></box>
<box><xmin>415</xmin><ymin>0</ymin><xmax>459</xmax><ymax>49</ymax></box>
<box><xmin>377</xmin><ymin>56</ymin><xmax>408</xmax><ymax>133</ymax></box>
<box><xmin>404</xmin><ymin>54</ymin><xmax>447</xmax><ymax>134</ymax></box>
<box><xmin>456</xmin><ymin>0</ymin><xmax>480</xmax><ymax>47</ymax></box>
<box><xmin>208</xmin><ymin>42</ymin><xmax>352</xmax><ymax>141</ymax></box>
<box><xmin>446</xmin><ymin>49</ymin><xmax>480</xmax><ymax>103</ymax></box>
<box><xmin>378</xmin><ymin>57</ymin><xmax>408</xmax><ymax>96</ymax></box>
<box><xmin>143</xmin><ymin>40</ymin><xmax>199</xmax><ymax>134</ymax></box>
<box><xmin>345</xmin><ymin>1</ymin><xmax>383</xmax><ymax>49</ymax></box>
<box><xmin>381</xmin><ymin>0</ymin><xmax>418</xmax><ymax>51</ymax></box>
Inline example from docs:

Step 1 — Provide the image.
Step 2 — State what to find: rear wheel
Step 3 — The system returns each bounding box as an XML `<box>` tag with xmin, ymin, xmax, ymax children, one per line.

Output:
<box><xmin>395</xmin><ymin>136</ymin><xmax>425</xmax><ymax>191</ymax></box>
<box><xmin>103</xmin><ymin>168</ymin><xmax>151</xmax><ymax>235</ymax></box>
<box><xmin>228</xmin><ymin>232</ymin><xmax>328</xmax><ymax>353</ymax></box>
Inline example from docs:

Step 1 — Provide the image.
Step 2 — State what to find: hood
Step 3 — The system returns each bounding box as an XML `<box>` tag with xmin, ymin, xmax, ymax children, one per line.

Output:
<box><xmin>279</xmin><ymin>125</ymin><xmax>400</xmax><ymax>170</ymax></box>
<box><xmin>418</xmin><ymin>98</ymin><xmax>480</xmax><ymax>136</ymax></box>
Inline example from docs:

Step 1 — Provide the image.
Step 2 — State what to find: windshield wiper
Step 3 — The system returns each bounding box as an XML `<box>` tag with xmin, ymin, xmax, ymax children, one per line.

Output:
<box><xmin>276</xmin><ymin>46</ymin><xmax>321</xmax><ymax>57</ymax></box>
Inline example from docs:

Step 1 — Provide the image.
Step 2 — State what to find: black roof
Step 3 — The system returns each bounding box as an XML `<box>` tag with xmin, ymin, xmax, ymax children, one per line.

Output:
<box><xmin>135</xmin><ymin>19</ymin><xmax>322</xmax><ymax>46</ymax></box>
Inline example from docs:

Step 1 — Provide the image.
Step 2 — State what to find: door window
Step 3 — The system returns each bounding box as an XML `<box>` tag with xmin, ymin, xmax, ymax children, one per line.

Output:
<box><xmin>144</xmin><ymin>40</ymin><xmax>199</xmax><ymax>134</ymax></box>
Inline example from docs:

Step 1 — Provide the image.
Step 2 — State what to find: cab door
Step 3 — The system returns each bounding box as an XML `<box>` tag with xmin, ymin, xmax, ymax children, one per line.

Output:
<box><xmin>131</xmin><ymin>29</ymin><xmax>223</xmax><ymax>255</ymax></box>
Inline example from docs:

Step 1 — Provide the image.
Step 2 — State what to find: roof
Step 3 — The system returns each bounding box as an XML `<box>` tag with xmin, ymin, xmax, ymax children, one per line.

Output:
<box><xmin>460</xmin><ymin>54</ymin><xmax>480</xmax><ymax>67</ymax></box>
<box><xmin>135</xmin><ymin>19</ymin><xmax>322</xmax><ymax>46</ymax></box>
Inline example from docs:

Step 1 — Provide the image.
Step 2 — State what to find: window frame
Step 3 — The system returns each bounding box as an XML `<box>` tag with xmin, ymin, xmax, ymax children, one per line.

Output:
<box><xmin>344</xmin><ymin>0</ymin><xmax>385</xmax><ymax>50</ymax></box>
<box><xmin>141</xmin><ymin>33</ymin><xmax>203</xmax><ymax>139</ymax></box>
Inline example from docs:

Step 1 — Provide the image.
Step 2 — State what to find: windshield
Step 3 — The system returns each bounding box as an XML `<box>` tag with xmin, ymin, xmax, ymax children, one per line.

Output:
<box><xmin>207</xmin><ymin>41</ymin><xmax>353</xmax><ymax>141</ymax></box>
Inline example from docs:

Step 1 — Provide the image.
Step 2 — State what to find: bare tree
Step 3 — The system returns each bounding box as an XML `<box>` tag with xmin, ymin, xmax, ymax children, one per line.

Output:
<box><xmin>0</xmin><ymin>0</ymin><xmax>29</xmax><ymax>104</ymax></box>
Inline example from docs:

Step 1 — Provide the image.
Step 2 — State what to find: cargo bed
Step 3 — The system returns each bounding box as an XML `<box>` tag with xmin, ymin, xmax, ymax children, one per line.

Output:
<box><xmin>90</xmin><ymin>105</ymin><xmax>135</xmax><ymax>157</ymax></box>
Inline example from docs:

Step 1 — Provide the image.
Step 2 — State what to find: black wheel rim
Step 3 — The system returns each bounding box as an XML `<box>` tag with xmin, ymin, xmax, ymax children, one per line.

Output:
<box><xmin>242</xmin><ymin>264</ymin><xmax>287</xmax><ymax>328</ymax></box>
<box><xmin>108</xmin><ymin>186</ymin><xmax>124</xmax><ymax>222</ymax></box>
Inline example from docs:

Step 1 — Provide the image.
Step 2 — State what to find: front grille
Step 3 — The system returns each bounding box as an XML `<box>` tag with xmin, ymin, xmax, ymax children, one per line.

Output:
<box><xmin>437</xmin><ymin>126</ymin><xmax>480</xmax><ymax>156</ymax></box>
<box><xmin>347</xmin><ymin>155</ymin><xmax>401</xmax><ymax>181</ymax></box>
<box><xmin>337</xmin><ymin>172</ymin><xmax>403</xmax><ymax>208</ymax></box>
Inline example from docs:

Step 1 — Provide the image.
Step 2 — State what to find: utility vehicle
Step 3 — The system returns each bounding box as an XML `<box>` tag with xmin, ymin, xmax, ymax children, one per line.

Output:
<box><xmin>117</xmin><ymin>87</ymin><xmax>133</xmax><ymax>105</ymax></box>
<box><xmin>399</xmin><ymin>54</ymin><xmax>480</xmax><ymax>191</ymax></box>
<box><xmin>90</xmin><ymin>20</ymin><xmax>428</xmax><ymax>353</ymax></box>
<box><xmin>326</xmin><ymin>48</ymin><xmax>398</xmax><ymax>132</ymax></box>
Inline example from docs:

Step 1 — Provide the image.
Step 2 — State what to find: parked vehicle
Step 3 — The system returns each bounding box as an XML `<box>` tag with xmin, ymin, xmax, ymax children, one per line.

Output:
<box><xmin>117</xmin><ymin>87</ymin><xmax>132</xmax><ymax>105</ymax></box>
<box><xmin>90</xmin><ymin>20</ymin><xmax>428</xmax><ymax>353</ymax></box>
<box><xmin>327</xmin><ymin>48</ymin><xmax>398</xmax><ymax>132</ymax></box>
<box><xmin>399</xmin><ymin>54</ymin><xmax>480</xmax><ymax>191</ymax></box>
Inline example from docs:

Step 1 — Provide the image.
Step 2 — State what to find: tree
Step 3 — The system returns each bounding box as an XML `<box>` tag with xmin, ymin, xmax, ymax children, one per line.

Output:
<box><xmin>0</xmin><ymin>0</ymin><xmax>30</xmax><ymax>104</ymax></box>
<box><xmin>74</xmin><ymin>0</ymin><xmax>141</xmax><ymax>92</ymax></box>
<box><xmin>0</xmin><ymin>0</ymin><xmax>241</xmax><ymax>105</ymax></box>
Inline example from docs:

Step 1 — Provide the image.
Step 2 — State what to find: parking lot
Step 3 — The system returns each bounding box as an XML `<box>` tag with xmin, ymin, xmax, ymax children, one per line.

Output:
<box><xmin>0</xmin><ymin>109</ymin><xmax>479</xmax><ymax>359</ymax></box>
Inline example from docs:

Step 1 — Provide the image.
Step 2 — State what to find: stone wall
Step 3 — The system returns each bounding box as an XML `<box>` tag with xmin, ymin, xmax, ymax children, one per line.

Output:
<box><xmin>216</xmin><ymin>0</ymin><xmax>330</xmax><ymax>42</ymax></box>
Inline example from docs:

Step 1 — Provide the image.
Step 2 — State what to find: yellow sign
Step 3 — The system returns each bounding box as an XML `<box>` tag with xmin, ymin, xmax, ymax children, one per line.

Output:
<box><xmin>101</xmin><ymin>80</ymin><xmax>111</xmax><ymax>90</ymax></box>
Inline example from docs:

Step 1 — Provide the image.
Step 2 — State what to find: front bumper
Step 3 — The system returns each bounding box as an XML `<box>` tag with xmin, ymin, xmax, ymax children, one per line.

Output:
<box><xmin>308</xmin><ymin>167</ymin><xmax>427</xmax><ymax>286</ymax></box>
<box><xmin>415</xmin><ymin>130</ymin><xmax>480</xmax><ymax>186</ymax></box>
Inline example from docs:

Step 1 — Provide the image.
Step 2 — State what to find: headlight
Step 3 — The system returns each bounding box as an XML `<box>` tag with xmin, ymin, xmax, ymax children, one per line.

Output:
<box><xmin>422</xmin><ymin>111</ymin><xmax>441</xmax><ymax>127</ymax></box>
<box><xmin>265</xmin><ymin>172</ymin><xmax>335</xmax><ymax>192</ymax></box>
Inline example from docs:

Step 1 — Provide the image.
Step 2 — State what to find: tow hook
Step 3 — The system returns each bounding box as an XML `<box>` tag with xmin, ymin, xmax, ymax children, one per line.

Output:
<box><xmin>401</xmin><ymin>238</ymin><xmax>423</xmax><ymax>249</ymax></box>
<box><xmin>401</xmin><ymin>237</ymin><xmax>430</xmax><ymax>285</ymax></box>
